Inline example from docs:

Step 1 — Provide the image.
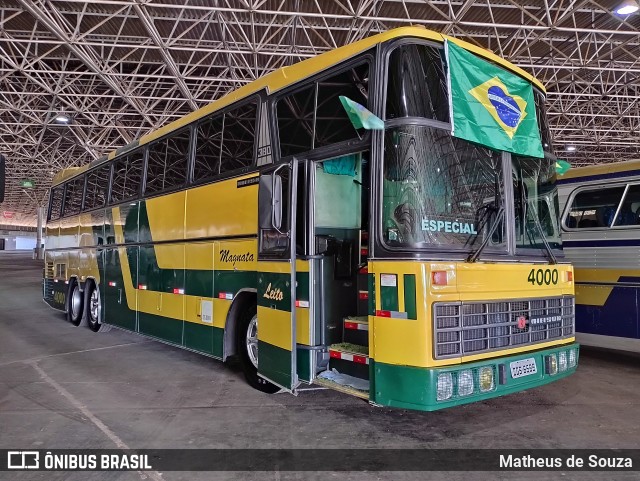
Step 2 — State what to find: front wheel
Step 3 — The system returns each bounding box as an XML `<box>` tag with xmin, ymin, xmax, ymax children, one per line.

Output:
<box><xmin>85</xmin><ymin>282</ymin><xmax>111</xmax><ymax>333</ymax></box>
<box><xmin>67</xmin><ymin>279</ymin><xmax>85</xmax><ymax>326</ymax></box>
<box><xmin>236</xmin><ymin>304</ymin><xmax>279</xmax><ymax>393</ymax></box>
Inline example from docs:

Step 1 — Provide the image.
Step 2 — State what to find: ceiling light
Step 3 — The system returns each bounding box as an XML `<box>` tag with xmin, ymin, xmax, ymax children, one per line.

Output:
<box><xmin>566</xmin><ymin>146</ymin><xmax>576</xmax><ymax>152</ymax></box>
<box><xmin>54</xmin><ymin>114</ymin><xmax>70</xmax><ymax>124</ymax></box>
<box><xmin>615</xmin><ymin>0</ymin><xmax>639</xmax><ymax>15</ymax></box>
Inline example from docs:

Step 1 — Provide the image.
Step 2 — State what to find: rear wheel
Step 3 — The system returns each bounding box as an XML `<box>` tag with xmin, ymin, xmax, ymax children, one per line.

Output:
<box><xmin>67</xmin><ymin>279</ymin><xmax>85</xmax><ymax>326</ymax></box>
<box><xmin>85</xmin><ymin>281</ymin><xmax>111</xmax><ymax>333</ymax></box>
<box><xmin>236</xmin><ymin>304</ymin><xmax>279</xmax><ymax>393</ymax></box>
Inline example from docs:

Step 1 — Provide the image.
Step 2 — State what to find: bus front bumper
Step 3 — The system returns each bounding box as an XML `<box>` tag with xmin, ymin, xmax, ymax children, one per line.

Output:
<box><xmin>371</xmin><ymin>343</ymin><xmax>579</xmax><ymax>411</ymax></box>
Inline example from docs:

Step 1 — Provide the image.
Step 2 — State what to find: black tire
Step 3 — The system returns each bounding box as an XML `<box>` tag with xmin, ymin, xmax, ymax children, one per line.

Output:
<box><xmin>67</xmin><ymin>279</ymin><xmax>86</xmax><ymax>326</ymax></box>
<box><xmin>236</xmin><ymin>304</ymin><xmax>280</xmax><ymax>394</ymax></box>
<box><xmin>85</xmin><ymin>281</ymin><xmax>111</xmax><ymax>333</ymax></box>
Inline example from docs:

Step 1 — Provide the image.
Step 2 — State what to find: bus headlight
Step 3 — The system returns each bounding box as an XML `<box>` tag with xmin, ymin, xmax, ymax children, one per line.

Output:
<box><xmin>436</xmin><ymin>373</ymin><xmax>453</xmax><ymax>401</ymax></box>
<box><xmin>457</xmin><ymin>369</ymin><xmax>474</xmax><ymax>396</ymax></box>
<box><xmin>545</xmin><ymin>354</ymin><xmax>558</xmax><ymax>375</ymax></box>
<box><xmin>558</xmin><ymin>351</ymin><xmax>568</xmax><ymax>372</ymax></box>
<box><xmin>479</xmin><ymin>366</ymin><xmax>495</xmax><ymax>392</ymax></box>
<box><xmin>568</xmin><ymin>349</ymin><xmax>577</xmax><ymax>368</ymax></box>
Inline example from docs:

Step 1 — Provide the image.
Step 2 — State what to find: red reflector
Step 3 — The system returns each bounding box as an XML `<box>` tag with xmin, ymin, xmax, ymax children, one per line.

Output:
<box><xmin>353</xmin><ymin>355</ymin><xmax>368</xmax><ymax>364</ymax></box>
<box><xmin>432</xmin><ymin>271</ymin><xmax>448</xmax><ymax>286</ymax></box>
<box><xmin>376</xmin><ymin>310</ymin><xmax>391</xmax><ymax>317</ymax></box>
<box><xmin>358</xmin><ymin>291</ymin><xmax>369</xmax><ymax>300</ymax></box>
<box><xmin>173</xmin><ymin>288</ymin><xmax>184</xmax><ymax>295</ymax></box>
<box><xmin>358</xmin><ymin>266</ymin><xmax>368</xmax><ymax>274</ymax></box>
<box><xmin>218</xmin><ymin>293</ymin><xmax>226</xmax><ymax>299</ymax></box>
<box><xmin>329</xmin><ymin>350</ymin><xmax>341</xmax><ymax>359</ymax></box>
<box><xmin>360</xmin><ymin>248</ymin><xmax>368</xmax><ymax>256</ymax></box>
<box><xmin>344</xmin><ymin>322</ymin><xmax>358</xmax><ymax>330</ymax></box>
<box><xmin>567</xmin><ymin>271</ymin><xmax>573</xmax><ymax>281</ymax></box>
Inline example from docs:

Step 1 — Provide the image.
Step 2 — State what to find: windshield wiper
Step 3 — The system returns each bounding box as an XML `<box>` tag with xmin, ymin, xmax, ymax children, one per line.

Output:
<box><xmin>467</xmin><ymin>206</ymin><xmax>505</xmax><ymax>263</ymax></box>
<box><xmin>525</xmin><ymin>200</ymin><xmax>557</xmax><ymax>264</ymax></box>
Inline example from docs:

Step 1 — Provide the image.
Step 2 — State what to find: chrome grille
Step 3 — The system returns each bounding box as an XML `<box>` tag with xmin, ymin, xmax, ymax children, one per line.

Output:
<box><xmin>433</xmin><ymin>296</ymin><xmax>575</xmax><ymax>358</ymax></box>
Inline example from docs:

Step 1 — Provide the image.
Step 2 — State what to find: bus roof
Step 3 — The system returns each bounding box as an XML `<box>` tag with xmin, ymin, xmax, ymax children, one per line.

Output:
<box><xmin>52</xmin><ymin>26</ymin><xmax>546</xmax><ymax>187</ymax></box>
<box><xmin>558</xmin><ymin>159</ymin><xmax>640</xmax><ymax>184</ymax></box>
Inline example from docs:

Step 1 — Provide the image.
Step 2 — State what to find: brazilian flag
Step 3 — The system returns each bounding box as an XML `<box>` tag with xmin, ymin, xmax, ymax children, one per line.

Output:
<box><xmin>445</xmin><ymin>40</ymin><xmax>544</xmax><ymax>158</ymax></box>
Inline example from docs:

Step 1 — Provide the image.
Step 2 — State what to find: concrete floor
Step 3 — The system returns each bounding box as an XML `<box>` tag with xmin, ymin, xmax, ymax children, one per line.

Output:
<box><xmin>1</xmin><ymin>251</ymin><xmax>639</xmax><ymax>481</ymax></box>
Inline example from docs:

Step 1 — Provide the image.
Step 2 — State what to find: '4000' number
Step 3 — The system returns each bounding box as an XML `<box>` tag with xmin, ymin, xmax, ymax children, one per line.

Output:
<box><xmin>527</xmin><ymin>268</ymin><xmax>558</xmax><ymax>286</ymax></box>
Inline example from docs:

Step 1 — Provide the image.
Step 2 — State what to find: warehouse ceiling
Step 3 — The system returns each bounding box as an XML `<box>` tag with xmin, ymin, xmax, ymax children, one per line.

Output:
<box><xmin>1</xmin><ymin>0</ymin><xmax>640</xmax><ymax>219</ymax></box>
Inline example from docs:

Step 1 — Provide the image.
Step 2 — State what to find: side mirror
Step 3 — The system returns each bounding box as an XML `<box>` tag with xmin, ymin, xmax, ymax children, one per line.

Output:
<box><xmin>271</xmin><ymin>174</ymin><xmax>283</xmax><ymax>230</ymax></box>
<box><xmin>258</xmin><ymin>173</ymin><xmax>284</xmax><ymax>231</ymax></box>
<box><xmin>0</xmin><ymin>154</ymin><xmax>5</xmax><ymax>204</ymax></box>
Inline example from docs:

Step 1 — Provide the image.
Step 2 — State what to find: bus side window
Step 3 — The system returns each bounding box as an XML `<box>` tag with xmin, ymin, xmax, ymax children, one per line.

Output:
<box><xmin>193</xmin><ymin>114</ymin><xmax>223</xmax><ymax>183</ymax></box>
<box><xmin>111</xmin><ymin>151</ymin><xmax>143</xmax><ymax>204</ymax></box>
<box><xmin>48</xmin><ymin>186</ymin><xmax>64</xmax><ymax>221</ymax></box>
<box><xmin>62</xmin><ymin>177</ymin><xmax>84</xmax><ymax>217</ymax></box>
<box><xmin>84</xmin><ymin>164</ymin><xmax>110</xmax><ymax>211</ymax></box>
<box><xmin>146</xmin><ymin>129</ymin><xmax>190</xmax><ymax>194</ymax></box>
<box><xmin>276</xmin><ymin>85</ymin><xmax>315</xmax><ymax>158</ymax></box>
<box><xmin>613</xmin><ymin>184</ymin><xmax>640</xmax><ymax>227</ymax></box>
<box><xmin>221</xmin><ymin>101</ymin><xmax>257</xmax><ymax>174</ymax></box>
<box><xmin>315</xmin><ymin>62</ymin><xmax>369</xmax><ymax>148</ymax></box>
<box><xmin>568</xmin><ymin>186</ymin><xmax>625</xmax><ymax>229</ymax></box>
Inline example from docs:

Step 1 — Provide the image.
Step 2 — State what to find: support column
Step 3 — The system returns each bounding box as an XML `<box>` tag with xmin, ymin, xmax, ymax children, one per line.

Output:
<box><xmin>36</xmin><ymin>206</ymin><xmax>44</xmax><ymax>259</ymax></box>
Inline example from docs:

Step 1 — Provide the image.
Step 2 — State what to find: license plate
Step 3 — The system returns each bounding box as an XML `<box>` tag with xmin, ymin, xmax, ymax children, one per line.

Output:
<box><xmin>510</xmin><ymin>357</ymin><xmax>538</xmax><ymax>379</ymax></box>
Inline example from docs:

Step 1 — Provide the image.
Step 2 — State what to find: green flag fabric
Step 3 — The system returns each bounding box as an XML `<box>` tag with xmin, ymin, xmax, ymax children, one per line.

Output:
<box><xmin>555</xmin><ymin>159</ymin><xmax>571</xmax><ymax>175</ymax></box>
<box><xmin>339</xmin><ymin>96</ymin><xmax>385</xmax><ymax>130</ymax></box>
<box><xmin>445</xmin><ymin>40</ymin><xmax>544</xmax><ymax>158</ymax></box>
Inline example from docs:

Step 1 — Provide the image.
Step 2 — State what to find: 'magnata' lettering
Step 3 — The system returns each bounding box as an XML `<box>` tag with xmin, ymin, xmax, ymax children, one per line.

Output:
<box><xmin>421</xmin><ymin>218</ymin><xmax>478</xmax><ymax>234</ymax></box>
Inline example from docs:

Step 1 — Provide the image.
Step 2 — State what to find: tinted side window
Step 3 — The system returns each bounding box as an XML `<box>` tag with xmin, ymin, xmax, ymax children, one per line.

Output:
<box><xmin>315</xmin><ymin>63</ymin><xmax>369</xmax><ymax>149</ymax></box>
<box><xmin>193</xmin><ymin>114</ymin><xmax>224</xmax><ymax>183</ymax></box>
<box><xmin>566</xmin><ymin>186</ymin><xmax>626</xmax><ymax>228</ymax></box>
<box><xmin>146</xmin><ymin>129</ymin><xmax>190</xmax><ymax>194</ymax></box>
<box><xmin>221</xmin><ymin>102</ymin><xmax>256</xmax><ymax>173</ymax></box>
<box><xmin>614</xmin><ymin>184</ymin><xmax>640</xmax><ymax>226</ymax></box>
<box><xmin>110</xmin><ymin>151</ymin><xmax>143</xmax><ymax>204</ymax></box>
<box><xmin>277</xmin><ymin>85</ymin><xmax>315</xmax><ymax>157</ymax></box>
<box><xmin>63</xmin><ymin>177</ymin><xmax>84</xmax><ymax>216</ymax></box>
<box><xmin>386</xmin><ymin>44</ymin><xmax>449</xmax><ymax>121</ymax></box>
<box><xmin>49</xmin><ymin>186</ymin><xmax>64</xmax><ymax>221</ymax></box>
<box><xmin>84</xmin><ymin>165</ymin><xmax>110</xmax><ymax>210</ymax></box>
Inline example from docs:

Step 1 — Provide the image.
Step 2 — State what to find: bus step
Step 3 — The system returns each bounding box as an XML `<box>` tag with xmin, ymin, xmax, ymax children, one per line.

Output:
<box><xmin>343</xmin><ymin>316</ymin><xmax>369</xmax><ymax>346</ymax></box>
<box><xmin>356</xmin><ymin>270</ymin><xmax>369</xmax><ymax>316</ymax></box>
<box><xmin>328</xmin><ymin>343</ymin><xmax>369</xmax><ymax>380</ymax></box>
<box><xmin>314</xmin><ymin>373</ymin><xmax>369</xmax><ymax>400</ymax></box>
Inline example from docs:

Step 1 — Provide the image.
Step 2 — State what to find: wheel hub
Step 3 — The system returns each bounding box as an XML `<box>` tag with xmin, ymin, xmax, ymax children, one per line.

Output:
<box><xmin>70</xmin><ymin>285</ymin><xmax>82</xmax><ymax>319</ymax></box>
<box><xmin>246</xmin><ymin>315</ymin><xmax>258</xmax><ymax>369</ymax></box>
<box><xmin>90</xmin><ymin>288</ymin><xmax>100</xmax><ymax>323</ymax></box>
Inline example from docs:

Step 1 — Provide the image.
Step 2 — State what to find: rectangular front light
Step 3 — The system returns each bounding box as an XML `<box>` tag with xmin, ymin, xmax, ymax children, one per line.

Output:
<box><xmin>479</xmin><ymin>366</ymin><xmax>495</xmax><ymax>392</ymax></box>
<box><xmin>457</xmin><ymin>369</ymin><xmax>474</xmax><ymax>396</ymax></box>
<box><xmin>545</xmin><ymin>354</ymin><xmax>558</xmax><ymax>375</ymax></box>
<box><xmin>437</xmin><ymin>373</ymin><xmax>453</xmax><ymax>401</ymax></box>
<box><xmin>558</xmin><ymin>351</ymin><xmax>568</xmax><ymax>372</ymax></box>
<box><xmin>568</xmin><ymin>348</ymin><xmax>577</xmax><ymax>368</ymax></box>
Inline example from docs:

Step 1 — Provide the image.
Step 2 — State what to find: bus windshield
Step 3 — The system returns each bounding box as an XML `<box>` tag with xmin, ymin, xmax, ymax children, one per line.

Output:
<box><xmin>513</xmin><ymin>155</ymin><xmax>562</xmax><ymax>250</ymax></box>
<box><xmin>382</xmin><ymin>125</ymin><xmax>506</xmax><ymax>251</ymax></box>
<box><xmin>382</xmin><ymin>42</ymin><xmax>560</xmax><ymax>255</ymax></box>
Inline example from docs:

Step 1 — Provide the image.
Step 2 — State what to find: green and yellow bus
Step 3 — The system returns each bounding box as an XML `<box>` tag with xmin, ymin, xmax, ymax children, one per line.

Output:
<box><xmin>43</xmin><ymin>26</ymin><xmax>578</xmax><ymax>411</ymax></box>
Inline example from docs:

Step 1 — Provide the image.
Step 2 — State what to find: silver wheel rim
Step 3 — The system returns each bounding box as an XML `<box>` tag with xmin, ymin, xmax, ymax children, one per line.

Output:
<box><xmin>90</xmin><ymin>287</ymin><xmax>101</xmax><ymax>323</ymax></box>
<box><xmin>70</xmin><ymin>285</ymin><xmax>82</xmax><ymax>319</ymax></box>
<box><xmin>246</xmin><ymin>314</ymin><xmax>258</xmax><ymax>369</ymax></box>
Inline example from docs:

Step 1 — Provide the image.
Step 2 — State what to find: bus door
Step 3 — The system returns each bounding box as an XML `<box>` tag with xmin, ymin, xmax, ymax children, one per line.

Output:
<box><xmin>256</xmin><ymin>159</ymin><xmax>299</xmax><ymax>392</ymax></box>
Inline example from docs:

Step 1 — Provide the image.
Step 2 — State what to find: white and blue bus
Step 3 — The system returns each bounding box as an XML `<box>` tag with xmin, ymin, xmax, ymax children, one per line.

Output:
<box><xmin>558</xmin><ymin>160</ymin><xmax>640</xmax><ymax>352</ymax></box>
